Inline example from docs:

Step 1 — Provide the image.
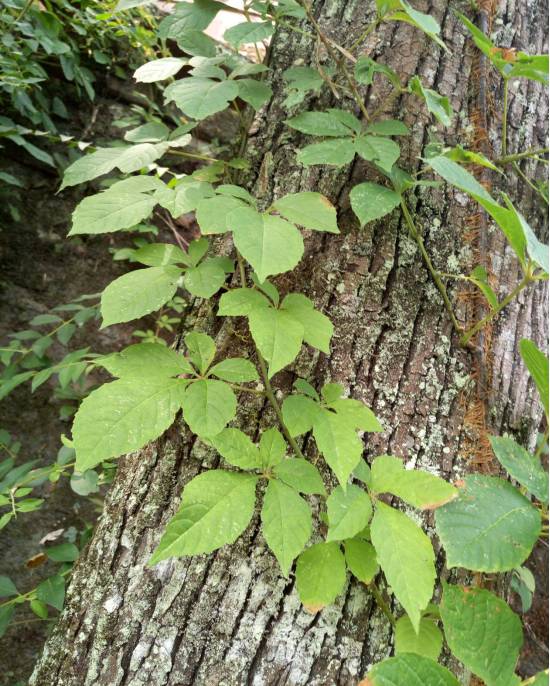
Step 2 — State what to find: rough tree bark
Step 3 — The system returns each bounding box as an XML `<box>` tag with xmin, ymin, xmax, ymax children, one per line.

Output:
<box><xmin>30</xmin><ymin>1</ymin><xmax>548</xmax><ymax>684</ymax></box>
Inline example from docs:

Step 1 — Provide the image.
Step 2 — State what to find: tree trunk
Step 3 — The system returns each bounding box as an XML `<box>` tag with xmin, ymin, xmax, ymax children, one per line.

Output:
<box><xmin>30</xmin><ymin>1</ymin><xmax>548</xmax><ymax>684</ymax></box>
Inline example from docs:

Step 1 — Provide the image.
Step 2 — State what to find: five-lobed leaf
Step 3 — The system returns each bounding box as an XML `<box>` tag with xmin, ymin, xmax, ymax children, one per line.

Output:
<box><xmin>295</xmin><ymin>542</ymin><xmax>347</xmax><ymax>612</ymax></box>
<box><xmin>371</xmin><ymin>502</ymin><xmax>435</xmax><ymax>631</ymax></box>
<box><xmin>149</xmin><ymin>470</ymin><xmax>257</xmax><ymax>563</ymax></box>
<box><xmin>261</xmin><ymin>479</ymin><xmax>312</xmax><ymax>575</ymax></box>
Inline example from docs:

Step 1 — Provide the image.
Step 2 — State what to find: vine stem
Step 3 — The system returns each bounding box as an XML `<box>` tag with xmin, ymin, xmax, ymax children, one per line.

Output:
<box><xmin>235</xmin><ymin>253</ymin><xmax>306</xmax><ymax>461</ymax></box>
<box><xmin>400</xmin><ymin>198</ymin><xmax>462</xmax><ymax>335</ymax></box>
<box><xmin>370</xmin><ymin>583</ymin><xmax>397</xmax><ymax>627</ymax></box>
<box><xmin>501</xmin><ymin>77</ymin><xmax>509</xmax><ymax>157</ymax></box>
<box><xmin>495</xmin><ymin>147</ymin><xmax>549</xmax><ymax>165</ymax></box>
<box><xmin>460</xmin><ymin>275</ymin><xmax>531</xmax><ymax>346</ymax></box>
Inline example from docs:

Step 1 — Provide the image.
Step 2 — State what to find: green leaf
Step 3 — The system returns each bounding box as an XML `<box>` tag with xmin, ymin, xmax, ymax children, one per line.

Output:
<box><xmin>0</xmin><ymin>605</ymin><xmax>14</xmax><ymax>638</ymax></box>
<box><xmin>502</xmin><ymin>196</ymin><xmax>549</xmax><ymax>272</ymax></box>
<box><xmin>366</xmin><ymin>653</ymin><xmax>460</xmax><ymax>686</ymax></box>
<box><xmin>149</xmin><ymin>470</ymin><xmax>257</xmax><ymax>563</ymax></box>
<box><xmin>134</xmin><ymin>57</ymin><xmax>187</xmax><ymax>83</ymax></box>
<box><xmin>344</xmin><ymin>539</ymin><xmax>379</xmax><ymax>584</ymax></box>
<box><xmin>218</xmin><ymin>288</ymin><xmax>270</xmax><ymax>316</ymax></box>
<box><xmin>354</xmin><ymin>56</ymin><xmax>401</xmax><ymax>88</ymax></box>
<box><xmin>73</xmin><ymin>377</ymin><xmax>188</xmax><ymax>471</ymax></box>
<box><xmin>366</xmin><ymin>119</ymin><xmax>410</xmax><ymax>136</ymax></box>
<box><xmin>177</xmin><ymin>30</ymin><xmax>217</xmax><ymax>58</ymax></box>
<box><xmin>261</xmin><ymin>479</ymin><xmax>312</xmax><ymax>575</ymax></box>
<box><xmin>231</xmin><ymin>208</ymin><xmax>304</xmax><ymax>282</ymax></box>
<box><xmin>210</xmin><ymin>358</ymin><xmax>259</xmax><ymax>382</ymax></box>
<box><xmin>520</xmin><ymin>339</ymin><xmax>549</xmax><ymax>418</ymax></box>
<box><xmin>281</xmin><ymin>395</ymin><xmax>321</xmax><ymax>437</ymax></box>
<box><xmin>195</xmin><ymin>195</ymin><xmax>246</xmax><ymax>234</ymax></box>
<box><xmin>69</xmin><ymin>190</ymin><xmax>156</xmax><ymax>236</ymax></box>
<box><xmin>101</xmin><ymin>267</ymin><xmax>182</xmax><ymax>327</ymax></box>
<box><xmin>181</xmin><ymin>379</ymin><xmax>236</xmax><ymax>437</ymax></box>
<box><xmin>211</xmin><ymin>428</ymin><xmax>262</xmax><ymax>469</ymax></box>
<box><xmin>350</xmin><ymin>182</ymin><xmax>401</xmax><ymax>226</ymax></box>
<box><xmin>440</xmin><ymin>585</ymin><xmax>523</xmax><ymax>686</ymax></box>
<box><xmin>490</xmin><ymin>435</ymin><xmax>548</xmax><ymax>503</ymax></box>
<box><xmin>159</xmin><ymin>181</ymin><xmax>215</xmax><ymax>217</ymax></box>
<box><xmin>224</xmin><ymin>21</ymin><xmax>274</xmax><ymax>46</ymax></box>
<box><xmin>0</xmin><ymin>576</ymin><xmax>18</xmax><ymax>598</ymax></box>
<box><xmin>159</xmin><ymin>0</ymin><xmax>222</xmax><ymax>37</ymax></box>
<box><xmin>312</xmin><ymin>408</ymin><xmax>363</xmax><ymax>488</ymax></box>
<box><xmin>295</xmin><ymin>542</ymin><xmax>347</xmax><ymax>612</ymax></box>
<box><xmin>326</xmin><ymin>484</ymin><xmax>373</xmax><ymax>541</ymax></box>
<box><xmin>469</xmin><ymin>265</ymin><xmax>499</xmax><ymax>309</ymax></box>
<box><xmin>370</xmin><ymin>455</ymin><xmax>457</xmax><ymax>509</ymax></box>
<box><xmin>98</xmin><ymin>343</ymin><xmax>194</xmax><ymax>378</ymax></box>
<box><xmin>395</xmin><ymin>615</ymin><xmax>443</xmax><ymax>661</ymax></box>
<box><xmin>428</xmin><ymin>155</ymin><xmax>494</xmax><ymax>202</ymax></box>
<box><xmin>392</xmin><ymin>1</ymin><xmax>446</xmax><ymax>50</ymax></box>
<box><xmin>237</xmin><ymin>79</ymin><xmax>273</xmax><ymax>110</ymax></box>
<box><xmin>272</xmin><ymin>192</ymin><xmax>339</xmax><ymax>233</ymax></box>
<box><xmin>70</xmin><ymin>470</ymin><xmax>99</xmax><ymax>496</ymax></box>
<box><xmin>297</xmin><ymin>138</ymin><xmax>356</xmax><ymax>167</ymax></box>
<box><xmin>132</xmin><ymin>243</ymin><xmax>188</xmax><ymax>267</ymax></box>
<box><xmin>30</xmin><ymin>599</ymin><xmax>49</xmax><ymax>619</ymax></box>
<box><xmin>281</xmin><ymin>293</ymin><xmax>333</xmax><ymax>353</ymax></box>
<box><xmin>371</xmin><ymin>502</ymin><xmax>435</xmax><ymax>631</ymax></box>
<box><xmin>409</xmin><ymin>75</ymin><xmax>452</xmax><ymax>126</ymax></box>
<box><xmin>216</xmin><ymin>184</ymin><xmax>256</xmax><ymax>206</ymax></box>
<box><xmin>286</xmin><ymin>111</ymin><xmax>354</xmax><ymax>137</ymax></box>
<box><xmin>184</xmin><ymin>260</ymin><xmax>226</xmax><ymax>298</ymax></box>
<box><xmin>36</xmin><ymin>574</ymin><xmax>65</xmax><ymax>611</ymax></box>
<box><xmin>326</xmin><ymin>398</ymin><xmax>383</xmax><ymax>432</ymax></box>
<box><xmin>164</xmin><ymin>77</ymin><xmax>239</xmax><ymax>120</ymax></box>
<box><xmin>274</xmin><ymin>458</ymin><xmax>326</xmax><ymax>495</ymax></box>
<box><xmin>61</xmin><ymin>144</ymin><xmax>169</xmax><ymax>190</ymax></box>
<box><xmin>322</xmin><ymin>383</ymin><xmax>345</xmax><ymax>403</ymax></box>
<box><xmin>46</xmin><ymin>543</ymin><xmax>79</xmax><ymax>562</ymax></box>
<box><xmin>259</xmin><ymin>428</ymin><xmax>286</xmax><ymax>467</ymax></box>
<box><xmin>184</xmin><ymin>331</ymin><xmax>216</xmax><ymax>374</ymax></box>
<box><xmin>435</xmin><ymin>474</ymin><xmax>541</xmax><ymax>572</ymax></box>
<box><xmin>355</xmin><ymin>135</ymin><xmax>400</xmax><ymax>172</ymax></box>
<box><xmin>249</xmin><ymin>307</ymin><xmax>304</xmax><ymax>377</ymax></box>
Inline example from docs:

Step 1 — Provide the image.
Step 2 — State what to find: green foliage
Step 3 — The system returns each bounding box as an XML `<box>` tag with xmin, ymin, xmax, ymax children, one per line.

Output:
<box><xmin>295</xmin><ymin>542</ymin><xmax>346</xmax><ymax>611</ymax></box>
<box><xmin>350</xmin><ymin>182</ymin><xmax>401</xmax><ymax>226</ymax></box>
<box><xmin>394</xmin><ymin>614</ymin><xmax>443</xmax><ymax>661</ymax></box>
<box><xmin>326</xmin><ymin>484</ymin><xmax>373</xmax><ymax>541</ymax></box>
<box><xmin>365</xmin><ymin>653</ymin><xmax>460</xmax><ymax>686</ymax></box>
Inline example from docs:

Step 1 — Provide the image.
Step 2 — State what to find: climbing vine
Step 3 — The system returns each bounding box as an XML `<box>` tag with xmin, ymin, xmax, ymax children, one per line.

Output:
<box><xmin>0</xmin><ymin>1</ymin><xmax>548</xmax><ymax>683</ymax></box>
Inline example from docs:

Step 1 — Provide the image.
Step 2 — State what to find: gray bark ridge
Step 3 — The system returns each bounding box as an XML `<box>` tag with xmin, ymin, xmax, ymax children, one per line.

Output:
<box><xmin>30</xmin><ymin>1</ymin><xmax>548</xmax><ymax>684</ymax></box>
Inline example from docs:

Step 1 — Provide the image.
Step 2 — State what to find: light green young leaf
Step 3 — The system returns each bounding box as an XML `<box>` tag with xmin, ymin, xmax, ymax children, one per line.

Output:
<box><xmin>218</xmin><ymin>288</ymin><xmax>270</xmax><ymax>316</ymax></box>
<box><xmin>297</xmin><ymin>138</ymin><xmax>356</xmax><ymax>166</ymax></box>
<box><xmin>224</xmin><ymin>21</ymin><xmax>274</xmax><ymax>46</ymax></box>
<box><xmin>295</xmin><ymin>542</ymin><xmax>347</xmax><ymax>612</ymax></box>
<box><xmin>326</xmin><ymin>484</ymin><xmax>373</xmax><ymax>541</ymax></box>
<box><xmin>350</xmin><ymin>182</ymin><xmax>401</xmax><ymax>226</ymax></box>
<box><xmin>428</xmin><ymin>155</ymin><xmax>493</xmax><ymax>202</ymax></box>
<box><xmin>391</xmin><ymin>1</ymin><xmax>447</xmax><ymax>50</ymax></box>
<box><xmin>237</xmin><ymin>79</ymin><xmax>273</xmax><ymax>110</ymax></box>
<box><xmin>164</xmin><ymin>77</ymin><xmax>239</xmax><ymax>120</ymax></box>
<box><xmin>322</xmin><ymin>383</ymin><xmax>344</xmax><ymax>403</ymax></box>
<box><xmin>409</xmin><ymin>75</ymin><xmax>452</xmax><ymax>126</ymax></box>
<box><xmin>312</xmin><ymin>408</ymin><xmax>363</xmax><ymax>488</ymax></box>
<box><xmin>259</xmin><ymin>428</ymin><xmax>286</xmax><ymax>467</ymax></box>
<box><xmin>286</xmin><ymin>111</ymin><xmax>355</xmax><ymax>137</ymax></box>
<box><xmin>281</xmin><ymin>293</ymin><xmax>333</xmax><ymax>353</ymax></box>
<box><xmin>211</xmin><ymin>428</ymin><xmax>262</xmax><ymax>469</ymax></box>
<box><xmin>274</xmin><ymin>458</ymin><xmax>326</xmax><ymax>495</ymax></box>
<box><xmin>249</xmin><ymin>307</ymin><xmax>304</xmax><ymax>378</ymax></box>
<box><xmin>216</xmin><ymin>184</ymin><xmax>256</xmax><ymax>206</ymax></box>
<box><xmin>183</xmin><ymin>260</ymin><xmax>226</xmax><ymax>298</ymax></box>
<box><xmin>355</xmin><ymin>55</ymin><xmax>401</xmax><ymax>88</ymax></box>
<box><xmin>209</xmin><ymin>358</ymin><xmax>259</xmax><ymax>383</ymax></box>
<box><xmin>134</xmin><ymin>57</ymin><xmax>187</xmax><ymax>83</ymax></box>
<box><xmin>181</xmin><ymin>379</ymin><xmax>236</xmax><ymax>437</ymax></box>
<box><xmin>520</xmin><ymin>339</ymin><xmax>549</xmax><ymax>418</ymax></box>
<box><xmin>195</xmin><ymin>195</ymin><xmax>246</xmax><ymax>234</ymax></box>
<box><xmin>232</xmin><ymin>208</ymin><xmax>304</xmax><ymax>282</ymax></box>
<box><xmin>101</xmin><ymin>266</ymin><xmax>182</xmax><ymax>327</ymax></box>
<box><xmin>73</xmin><ymin>377</ymin><xmax>188</xmax><ymax>471</ymax></box>
<box><xmin>490</xmin><ymin>435</ymin><xmax>548</xmax><ymax>503</ymax></box>
<box><xmin>272</xmin><ymin>192</ymin><xmax>339</xmax><ymax>233</ymax></box>
<box><xmin>132</xmin><ymin>243</ymin><xmax>188</xmax><ymax>267</ymax></box>
<box><xmin>159</xmin><ymin>181</ymin><xmax>215</xmax><ymax>217</ymax></box>
<box><xmin>355</xmin><ymin>135</ymin><xmax>400</xmax><ymax>172</ymax></box>
<box><xmin>371</xmin><ymin>502</ymin><xmax>435</xmax><ymax>631</ymax></box>
<box><xmin>395</xmin><ymin>615</ymin><xmax>443</xmax><ymax>661</ymax></box>
<box><xmin>261</xmin><ymin>479</ymin><xmax>312</xmax><ymax>575</ymax></box>
<box><xmin>61</xmin><ymin>143</ymin><xmax>169</xmax><ymax>189</ymax></box>
<box><xmin>326</xmin><ymin>398</ymin><xmax>383</xmax><ymax>432</ymax></box>
<box><xmin>97</xmin><ymin>343</ymin><xmax>194</xmax><ymax>379</ymax></box>
<box><xmin>149</xmin><ymin>470</ymin><xmax>257</xmax><ymax>563</ymax></box>
<box><xmin>281</xmin><ymin>394</ymin><xmax>321</xmax><ymax>437</ymax></box>
<box><xmin>184</xmin><ymin>331</ymin><xmax>216</xmax><ymax>374</ymax></box>
<box><xmin>69</xmin><ymin>190</ymin><xmax>156</xmax><ymax>235</ymax></box>
<box><xmin>344</xmin><ymin>539</ymin><xmax>379</xmax><ymax>584</ymax></box>
<box><xmin>441</xmin><ymin>585</ymin><xmax>523</xmax><ymax>686</ymax></box>
<box><xmin>435</xmin><ymin>474</ymin><xmax>541</xmax><ymax>572</ymax></box>
<box><xmin>366</xmin><ymin>653</ymin><xmax>460</xmax><ymax>686</ymax></box>
<box><xmin>370</xmin><ymin>455</ymin><xmax>457</xmax><ymax>509</ymax></box>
